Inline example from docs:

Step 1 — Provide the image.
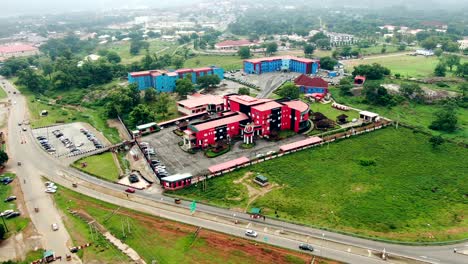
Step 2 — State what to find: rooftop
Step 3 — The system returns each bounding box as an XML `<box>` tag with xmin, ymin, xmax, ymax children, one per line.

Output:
<box><xmin>252</xmin><ymin>101</ymin><xmax>283</xmax><ymax>112</ymax></box>
<box><xmin>215</xmin><ymin>39</ymin><xmax>255</xmax><ymax>47</ymax></box>
<box><xmin>359</xmin><ymin>111</ymin><xmax>379</xmax><ymax>118</ymax></box>
<box><xmin>294</xmin><ymin>74</ymin><xmax>328</xmax><ymax>88</ymax></box>
<box><xmin>161</xmin><ymin>173</ymin><xmax>192</xmax><ymax>182</ymax></box>
<box><xmin>280</xmin><ymin>137</ymin><xmax>323</xmax><ymax>152</ymax></box>
<box><xmin>0</xmin><ymin>44</ymin><xmax>38</xmax><ymax>54</ymax></box>
<box><xmin>244</xmin><ymin>56</ymin><xmax>318</xmax><ymax>64</ymax></box>
<box><xmin>282</xmin><ymin>100</ymin><xmax>309</xmax><ymax>113</ymax></box>
<box><xmin>227</xmin><ymin>95</ymin><xmax>272</xmax><ymax>106</ymax></box>
<box><xmin>191</xmin><ymin>112</ymin><xmax>249</xmax><ymax>132</ymax></box>
<box><xmin>178</xmin><ymin>94</ymin><xmax>224</xmax><ymax>109</ymax></box>
<box><xmin>208</xmin><ymin>157</ymin><xmax>250</xmax><ymax>173</ymax></box>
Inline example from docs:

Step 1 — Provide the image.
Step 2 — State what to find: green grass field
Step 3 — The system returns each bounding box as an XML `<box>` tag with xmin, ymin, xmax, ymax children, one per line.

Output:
<box><xmin>172</xmin><ymin>128</ymin><xmax>468</xmax><ymax>242</ymax></box>
<box><xmin>0</xmin><ymin>85</ymin><xmax>7</xmax><ymax>99</ymax></box>
<box><xmin>359</xmin><ymin>44</ymin><xmax>400</xmax><ymax>56</ymax></box>
<box><xmin>72</xmin><ymin>152</ymin><xmax>120</xmax><ymax>181</ymax></box>
<box><xmin>331</xmin><ymin>88</ymin><xmax>468</xmax><ymax>144</ymax></box>
<box><xmin>0</xmin><ymin>173</ymin><xmax>29</xmax><ymax>236</ymax></box>
<box><xmin>184</xmin><ymin>55</ymin><xmax>244</xmax><ymax>70</ymax></box>
<box><xmin>309</xmin><ymin>102</ymin><xmax>359</xmax><ymax>121</ymax></box>
<box><xmin>105</xmin><ymin>40</ymin><xmax>179</xmax><ymax>64</ymax></box>
<box><xmin>7</xmin><ymin>249</ymin><xmax>46</xmax><ymax>264</ymax></box>
<box><xmin>344</xmin><ymin>54</ymin><xmax>468</xmax><ymax>78</ymax></box>
<box><xmin>53</xmin><ymin>187</ymin><xmax>316</xmax><ymax>264</ymax></box>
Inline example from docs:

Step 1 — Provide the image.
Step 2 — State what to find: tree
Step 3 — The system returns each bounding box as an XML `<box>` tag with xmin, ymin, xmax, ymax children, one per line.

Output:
<box><xmin>130</xmin><ymin>40</ymin><xmax>149</xmax><ymax>55</ymax></box>
<box><xmin>398</xmin><ymin>44</ymin><xmax>406</xmax><ymax>51</ymax></box>
<box><xmin>339</xmin><ymin>84</ymin><xmax>353</xmax><ymax>96</ymax></box>
<box><xmin>172</xmin><ymin>56</ymin><xmax>185</xmax><ymax>69</ymax></box>
<box><xmin>456</xmin><ymin>63</ymin><xmax>468</xmax><ymax>79</ymax></box>
<box><xmin>363</xmin><ymin>82</ymin><xmax>394</xmax><ymax>106</ymax></box>
<box><xmin>40</xmin><ymin>60</ymin><xmax>54</xmax><ymax>80</ymax></box>
<box><xmin>129</xmin><ymin>104</ymin><xmax>156</xmax><ymax>126</ymax></box>
<box><xmin>320</xmin><ymin>56</ymin><xmax>338</xmax><ymax>71</ymax></box>
<box><xmin>238</xmin><ymin>87</ymin><xmax>250</xmax><ymax>95</ymax></box>
<box><xmin>265</xmin><ymin>42</ymin><xmax>278</xmax><ymax>55</ymax></box>
<box><xmin>459</xmin><ymin>82</ymin><xmax>468</xmax><ymax>97</ymax></box>
<box><xmin>434</xmin><ymin>48</ymin><xmax>443</xmax><ymax>57</ymax></box>
<box><xmin>144</xmin><ymin>88</ymin><xmax>157</xmax><ymax>102</ymax></box>
<box><xmin>316</xmin><ymin>39</ymin><xmax>331</xmax><ymax>50</ymax></box>
<box><xmin>238</xmin><ymin>47</ymin><xmax>251</xmax><ymax>59</ymax></box>
<box><xmin>429</xmin><ymin>135</ymin><xmax>444</xmax><ymax>148</ymax></box>
<box><xmin>429</xmin><ymin>106</ymin><xmax>458</xmax><ymax>132</ymax></box>
<box><xmin>197</xmin><ymin>75</ymin><xmax>220</xmax><ymax>88</ymax></box>
<box><xmin>303</xmin><ymin>44</ymin><xmax>315</xmax><ymax>57</ymax></box>
<box><xmin>352</xmin><ymin>63</ymin><xmax>391</xmax><ymax>80</ymax></box>
<box><xmin>308</xmin><ymin>32</ymin><xmax>328</xmax><ymax>43</ymax></box>
<box><xmin>175</xmin><ymin>78</ymin><xmax>194</xmax><ymax>98</ymax></box>
<box><xmin>400</xmin><ymin>83</ymin><xmax>424</xmax><ymax>102</ymax></box>
<box><xmin>15</xmin><ymin>68</ymin><xmax>49</xmax><ymax>93</ymax></box>
<box><xmin>0</xmin><ymin>150</ymin><xmax>8</xmax><ymax>166</ymax></box>
<box><xmin>105</xmin><ymin>84</ymin><xmax>140</xmax><ymax>117</ymax></box>
<box><xmin>443</xmin><ymin>55</ymin><xmax>461</xmax><ymax>71</ymax></box>
<box><xmin>434</xmin><ymin>63</ymin><xmax>447</xmax><ymax>77</ymax></box>
<box><xmin>155</xmin><ymin>92</ymin><xmax>171</xmax><ymax>117</ymax></box>
<box><xmin>421</xmin><ymin>37</ymin><xmax>438</xmax><ymax>50</ymax></box>
<box><xmin>106</xmin><ymin>51</ymin><xmax>121</xmax><ymax>63</ymax></box>
<box><xmin>277</xmin><ymin>82</ymin><xmax>299</xmax><ymax>99</ymax></box>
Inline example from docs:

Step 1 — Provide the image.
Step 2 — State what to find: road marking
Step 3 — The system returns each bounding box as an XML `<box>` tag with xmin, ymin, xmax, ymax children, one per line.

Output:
<box><xmin>347</xmin><ymin>248</ymin><xmax>351</xmax><ymax>252</ymax></box>
<box><xmin>263</xmin><ymin>227</ymin><xmax>268</xmax><ymax>232</ymax></box>
<box><xmin>420</xmin><ymin>256</ymin><xmax>440</xmax><ymax>262</ymax></box>
<box><xmin>246</xmin><ymin>223</ymin><xmax>251</xmax><ymax>228</ymax></box>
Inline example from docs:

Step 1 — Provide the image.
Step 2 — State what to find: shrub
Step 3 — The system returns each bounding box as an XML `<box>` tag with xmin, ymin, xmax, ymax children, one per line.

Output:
<box><xmin>359</xmin><ymin>158</ymin><xmax>376</xmax><ymax>166</ymax></box>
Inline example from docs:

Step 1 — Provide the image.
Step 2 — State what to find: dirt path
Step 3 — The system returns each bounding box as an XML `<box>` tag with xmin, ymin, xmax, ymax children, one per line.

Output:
<box><xmin>234</xmin><ymin>172</ymin><xmax>280</xmax><ymax>210</ymax></box>
<box><xmin>107</xmin><ymin>119</ymin><xmax>130</xmax><ymax>141</ymax></box>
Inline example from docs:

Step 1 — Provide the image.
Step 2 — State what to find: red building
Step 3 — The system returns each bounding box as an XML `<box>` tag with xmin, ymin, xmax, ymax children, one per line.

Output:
<box><xmin>183</xmin><ymin>95</ymin><xmax>310</xmax><ymax>149</ymax></box>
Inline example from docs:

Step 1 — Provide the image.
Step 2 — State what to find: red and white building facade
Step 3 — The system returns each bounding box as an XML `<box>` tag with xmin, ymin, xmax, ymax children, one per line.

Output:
<box><xmin>182</xmin><ymin>95</ymin><xmax>310</xmax><ymax>149</ymax></box>
<box><xmin>177</xmin><ymin>94</ymin><xmax>225</xmax><ymax>115</ymax></box>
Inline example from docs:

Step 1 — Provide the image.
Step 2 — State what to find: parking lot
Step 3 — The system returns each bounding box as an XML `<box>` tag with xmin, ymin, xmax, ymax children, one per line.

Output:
<box><xmin>141</xmin><ymin>125</ymin><xmax>307</xmax><ymax>177</ymax></box>
<box><xmin>32</xmin><ymin>122</ymin><xmax>109</xmax><ymax>158</ymax></box>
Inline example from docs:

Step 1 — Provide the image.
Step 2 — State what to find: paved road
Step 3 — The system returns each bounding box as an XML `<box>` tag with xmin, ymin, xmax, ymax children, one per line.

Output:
<box><xmin>2</xmin><ymin>76</ymin><xmax>467</xmax><ymax>264</ymax></box>
<box><xmin>1</xmin><ymin>77</ymin><xmax>81</xmax><ymax>263</ymax></box>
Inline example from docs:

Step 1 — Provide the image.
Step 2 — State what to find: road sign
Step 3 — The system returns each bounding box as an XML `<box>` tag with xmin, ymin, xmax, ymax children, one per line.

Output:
<box><xmin>190</xmin><ymin>200</ymin><xmax>197</xmax><ymax>213</ymax></box>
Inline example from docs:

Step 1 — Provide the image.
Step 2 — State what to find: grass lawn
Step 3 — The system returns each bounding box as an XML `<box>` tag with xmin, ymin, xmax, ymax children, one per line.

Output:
<box><xmin>172</xmin><ymin>128</ymin><xmax>468</xmax><ymax>242</ymax></box>
<box><xmin>0</xmin><ymin>85</ymin><xmax>7</xmax><ymax>99</ymax></box>
<box><xmin>72</xmin><ymin>152</ymin><xmax>120</xmax><ymax>181</ymax></box>
<box><xmin>7</xmin><ymin>249</ymin><xmax>45</xmax><ymax>264</ymax></box>
<box><xmin>359</xmin><ymin>44</ymin><xmax>400</xmax><ymax>56</ymax></box>
<box><xmin>104</xmin><ymin>40</ymin><xmax>178</xmax><ymax>64</ymax></box>
<box><xmin>343</xmin><ymin>54</ymin><xmax>468</xmax><ymax>78</ymax></box>
<box><xmin>309</xmin><ymin>102</ymin><xmax>360</xmax><ymax>121</ymax></box>
<box><xmin>184</xmin><ymin>55</ymin><xmax>243</xmax><ymax>71</ymax></box>
<box><xmin>0</xmin><ymin>173</ymin><xmax>29</xmax><ymax>235</ymax></box>
<box><xmin>330</xmin><ymin>88</ymin><xmax>468</xmax><ymax>144</ymax></box>
<box><xmin>53</xmin><ymin>187</ymin><xmax>321</xmax><ymax>264</ymax></box>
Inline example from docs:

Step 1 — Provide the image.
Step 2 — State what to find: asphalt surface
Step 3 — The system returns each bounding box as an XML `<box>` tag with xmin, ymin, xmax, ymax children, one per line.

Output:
<box><xmin>1</xmin><ymin>76</ymin><xmax>81</xmax><ymax>263</ymax></box>
<box><xmin>1</xmin><ymin>76</ymin><xmax>467</xmax><ymax>264</ymax></box>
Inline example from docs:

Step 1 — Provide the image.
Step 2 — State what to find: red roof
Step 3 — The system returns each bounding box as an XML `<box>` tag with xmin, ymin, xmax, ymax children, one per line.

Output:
<box><xmin>192</xmin><ymin>112</ymin><xmax>249</xmax><ymax>132</ymax></box>
<box><xmin>0</xmin><ymin>44</ymin><xmax>38</xmax><ymax>54</ymax></box>
<box><xmin>227</xmin><ymin>95</ymin><xmax>272</xmax><ymax>106</ymax></box>
<box><xmin>215</xmin><ymin>39</ymin><xmax>255</xmax><ymax>47</ymax></box>
<box><xmin>282</xmin><ymin>100</ymin><xmax>309</xmax><ymax>113</ymax></box>
<box><xmin>208</xmin><ymin>157</ymin><xmax>250</xmax><ymax>173</ymax></box>
<box><xmin>193</xmin><ymin>67</ymin><xmax>212</xmax><ymax>72</ymax></box>
<box><xmin>178</xmin><ymin>94</ymin><xmax>224</xmax><ymax>109</ymax></box>
<box><xmin>175</xmin><ymin>68</ymin><xmax>193</xmax><ymax>74</ymax></box>
<box><xmin>354</xmin><ymin>75</ymin><xmax>366</xmax><ymax>80</ymax></box>
<box><xmin>252</xmin><ymin>101</ymin><xmax>283</xmax><ymax>112</ymax></box>
<box><xmin>130</xmin><ymin>71</ymin><xmax>151</xmax><ymax>77</ymax></box>
<box><xmin>280</xmin><ymin>137</ymin><xmax>323</xmax><ymax>152</ymax></box>
<box><xmin>244</xmin><ymin>56</ymin><xmax>318</xmax><ymax>64</ymax></box>
<box><xmin>294</xmin><ymin>75</ymin><xmax>328</xmax><ymax>88</ymax></box>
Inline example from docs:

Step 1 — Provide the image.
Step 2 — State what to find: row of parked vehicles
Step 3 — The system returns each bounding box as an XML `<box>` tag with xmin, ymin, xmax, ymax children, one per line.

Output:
<box><xmin>80</xmin><ymin>128</ymin><xmax>103</xmax><ymax>149</ymax></box>
<box><xmin>0</xmin><ymin>176</ymin><xmax>13</xmax><ymax>185</ymax></box>
<box><xmin>37</xmin><ymin>135</ymin><xmax>56</xmax><ymax>153</ymax></box>
<box><xmin>52</xmin><ymin>129</ymin><xmax>83</xmax><ymax>155</ymax></box>
<box><xmin>0</xmin><ymin>209</ymin><xmax>20</xmax><ymax>219</ymax></box>
<box><xmin>140</xmin><ymin>142</ymin><xmax>169</xmax><ymax>178</ymax></box>
<box><xmin>45</xmin><ymin>181</ymin><xmax>58</xmax><ymax>193</ymax></box>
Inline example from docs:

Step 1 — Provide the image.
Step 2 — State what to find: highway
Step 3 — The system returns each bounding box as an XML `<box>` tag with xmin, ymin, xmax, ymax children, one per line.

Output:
<box><xmin>1</xmin><ymin>76</ymin><xmax>467</xmax><ymax>264</ymax></box>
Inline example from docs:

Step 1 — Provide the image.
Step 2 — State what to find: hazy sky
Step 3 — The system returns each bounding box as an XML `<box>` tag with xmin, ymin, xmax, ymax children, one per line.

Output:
<box><xmin>1</xmin><ymin>0</ymin><xmax>201</xmax><ymax>16</ymax></box>
<box><xmin>1</xmin><ymin>0</ymin><xmax>465</xmax><ymax>16</ymax></box>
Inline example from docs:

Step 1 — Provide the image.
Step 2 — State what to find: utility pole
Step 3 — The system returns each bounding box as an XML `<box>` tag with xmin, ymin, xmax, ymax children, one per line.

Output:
<box><xmin>1</xmin><ymin>215</ymin><xmax>8</xmax><ymax>232</ymax></box>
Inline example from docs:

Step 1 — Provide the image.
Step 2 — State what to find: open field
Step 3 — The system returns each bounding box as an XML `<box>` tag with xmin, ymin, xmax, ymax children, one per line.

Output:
<box><xmin>0</xmin><ymin>173</ymin><xmax>29</xmax><ymax>236</ymax></box>
<box><xmin>6</xmin><ymin>250</ymin><xmax>44</xmax><ymax>264</ymax></box>
<box><xmin>184</xmin><ymin>55</ymin><xmax>244</xmax><ymax>70</ymax></box>
<box><xmin>72</xmin><ymin>152</ymin><xmax>120</xmax><ymax>181</ymax></box>
<box><xmin>104</xmin><ymin>40</ymin><xmax>179</xmax><ymax>64</ymax></box>
<box><xmin>0</xmin><ymin>85</ymin><xmax>7</xmax><ymax>99</ymax></box>
<box><xmin>343</xmin><ymin>54</ymin><xmax>468</xmax><ymax>78</ymax></box>
<box><xmin>309</xmin><ymin>102</ymin><xmax>360</xmax><ymax>121</ymax></box>
<box><xmin>172</xmin><ymin>127</ymin><xmax>468</xmax><ymax>242</ymax></box>
<box><xmin>330</xmin><ymin>88</ymin><xmax>468</xmax><ymax>144</ymax></box>
<box><xmin>53</xmin><ymin>187</ymin><xmax>329</xmax><ymax>264</ymax></box>
<box><xmin>359</xmin><ymin>44</ymin><xmax>400</xmax><ymax>56</ymax></box>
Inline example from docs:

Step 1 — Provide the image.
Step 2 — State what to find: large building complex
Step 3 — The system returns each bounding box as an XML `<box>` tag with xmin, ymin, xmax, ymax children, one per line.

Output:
<box><xmin>294</xmin><ymin>74</ymin><xmax>329</xmax><ymax>95</ymax></box>
<box><xmin>243</xmin><ymin>56</ymin><xmax>319</xmax><ymax>75</ymax></box>
<box><xmin>128</xmin><ymin>66</ymin><xmax>224</xmax><ymax>91</ymax></box>
<box><xmin>182</xmin><ymin>94</ymin><xmax>310</xmax><ymax>149</ymax></box>
<box><xmin>214</xmin><ymin>39</ymin><xmax>256</xmax><ymax>50</ymax></box>
<box><xmin>0</xmin><ymin>44</ymin><xmax>39</xmax><ymax>61</ymax></box>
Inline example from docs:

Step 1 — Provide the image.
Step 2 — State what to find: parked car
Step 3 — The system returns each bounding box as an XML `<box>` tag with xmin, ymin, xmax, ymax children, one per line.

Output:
<box><xmin>0</xmin><ymin>210</ymin><xmax>14</xmax><ymax>217</ymax></box>
<box><xmin>299</xmin><ymin>243</ymin><xmax>314</xmax><ymax>251</ymax></box>
<box><xmin>125</xmin><ymin>188</ymin><xmax>135</xmax><ymax>193</ymax></box>
<box><xmin>129</xmin><ymin>174</ymin><xmax>139</xmax><ymax>183</ymax></box>
<box><xmin>22</xmin><ymin>127</ymin><xmax>27</xmax><ymax>131</ymax></box>
<box><xmin>37</xmin><ymin>136</ymin><xmax>46</xmax><ymax>140</ymax></box>
<box><xmin>51</xmin><ymin>223</ymin><xmax>59</xmax><ymax>231</ymax></box>
<box><xmin>245</xmin><ymin>229</ymin><xmax>258</xmax><ymax>238</ymax></box>
<box><xmin>5</xmin><ymin>212</ymin><xmax>20</xmax><ymax>219</ymax></box>
<box><xmin>4</xmin><ymin>196</ymin><xmax>17</xmax><ymax>202</ymax></box>
<box><xmin>45</xmin><ymin>188</ymin><xmax>57</xmax><ymax>193</ymax></box>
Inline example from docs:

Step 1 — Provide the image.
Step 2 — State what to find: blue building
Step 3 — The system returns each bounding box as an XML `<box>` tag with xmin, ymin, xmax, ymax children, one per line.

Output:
<box><xmin>243</xmin><ymin>56</ymin><xmax>319</xmax><ymax>75</ymax></box>
<box><xmin>128</xmin><ymin>66</ymin><xmax>224</xmax><ymax>91</ymax></box>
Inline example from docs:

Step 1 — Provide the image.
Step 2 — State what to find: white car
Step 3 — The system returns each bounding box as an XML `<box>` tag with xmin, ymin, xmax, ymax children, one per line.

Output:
<box><xmin>245</xmin><ymin>229</ymin><xmax>258</xmax><ymax>238</ymax></box>
<box><xmin>0</xmin><ymin>209</ymin><xmax>14</xmax><ymax>217</ymax></box>
<box><xmin>51</xmin><ymin>223</ymin><xmax>59</xmax><ymax>231</ymax></box>
<box><xmin>45</xmin><ymin>188</ymin><xmax>57</xmax><ymax>193</ymax></box>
